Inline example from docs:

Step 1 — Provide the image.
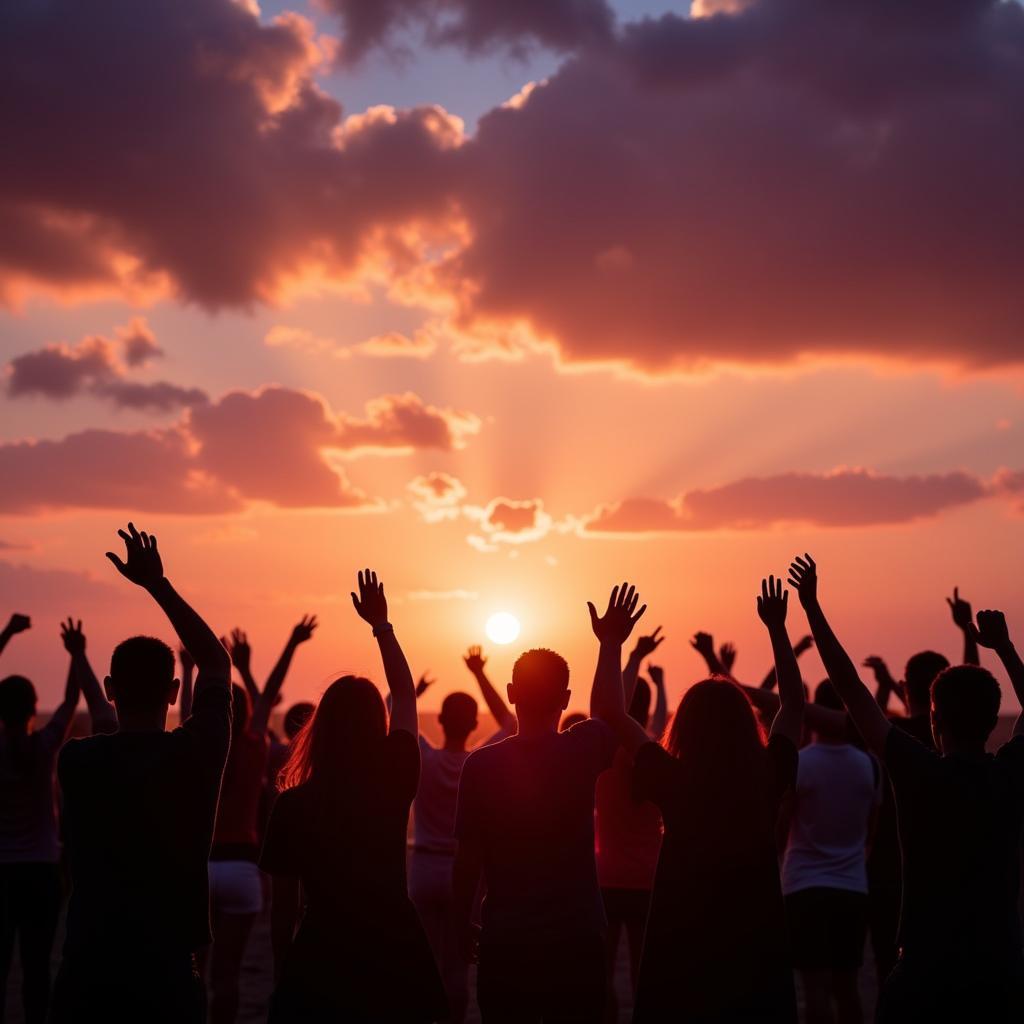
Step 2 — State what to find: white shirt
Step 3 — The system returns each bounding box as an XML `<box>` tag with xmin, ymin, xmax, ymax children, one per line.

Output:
<box><xmin>781</xmin><ymin>741</ymin><xmax>881</xmax><ymax>896</ymax></box>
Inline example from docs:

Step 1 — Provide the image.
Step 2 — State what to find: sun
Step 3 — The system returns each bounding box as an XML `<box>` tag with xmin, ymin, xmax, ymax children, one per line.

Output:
<box><xmin>485</xmin><ymin>611</ymin><xmax>521</xmax><ymax>645</ymax></box>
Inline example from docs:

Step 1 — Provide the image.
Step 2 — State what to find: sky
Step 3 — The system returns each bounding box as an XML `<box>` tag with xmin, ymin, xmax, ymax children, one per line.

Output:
<box><xmin>2</xmin><ymin>0</ymin><xmax>1023</xmax><ymax>712</ymax></box>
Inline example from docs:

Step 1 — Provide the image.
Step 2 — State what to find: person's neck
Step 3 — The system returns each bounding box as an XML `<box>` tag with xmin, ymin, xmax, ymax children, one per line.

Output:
<box><xmin>513</xmin><ymin>712</ymin><xmax>559</xmax><ymax>738</ymax></box>
<box><xmin>442</xmin><ymin>734</ymin><xmax>468</xmax><ymax>753</ymax></box>
<box><xmin>941</xmin><ymin>737</ymin><xmax>986</xmax><ymax>757</ymax></box>
<box><xmin>115</xmin><ymin>708</ymin><xmax>168</xmax><ymax>733</ymax></box>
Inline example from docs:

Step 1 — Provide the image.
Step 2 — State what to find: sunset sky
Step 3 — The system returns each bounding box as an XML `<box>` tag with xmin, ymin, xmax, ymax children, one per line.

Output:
<box><xmin>3</xmin><ymin>0</ymin><xmax>1023</xmax><ymax>712</ymax></box>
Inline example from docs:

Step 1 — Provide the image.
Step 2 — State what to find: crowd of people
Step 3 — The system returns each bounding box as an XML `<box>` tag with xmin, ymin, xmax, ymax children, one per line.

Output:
<box><xmin>1</xmin><ymin>522</ymin><xmax>1023</xmax><ymax>1023</ymax></box>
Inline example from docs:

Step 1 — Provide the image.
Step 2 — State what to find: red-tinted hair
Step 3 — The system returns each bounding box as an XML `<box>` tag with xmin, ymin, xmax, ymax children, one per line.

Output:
<box><xmin>278</xmin><ymin>675</ymin><xmax>386</xmax><ymax>791</ymax></box>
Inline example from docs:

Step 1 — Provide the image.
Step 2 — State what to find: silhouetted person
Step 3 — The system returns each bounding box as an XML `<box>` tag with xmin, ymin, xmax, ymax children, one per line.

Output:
<box><xmin>788</xmin><ymin>555</ymin><xmax>1024</xmax><ymax>1022</ymax></box>
<box><xmin>261</xmin><ymin>570</ymin><xmax>446</xmax><ymax>1022</ymax></box>
<box><xmin>861</xmin><ymin>648</ymin><xmax>945</xmax><ymax>981</ymax></box>
<box><xmin>200</xmin><ymin>616</ymin><xmax>316</xmax><ymax>1024</ymax></box>
<box><xmin>781</xmin><ymin>680</ymin><xmax>881</xmax><ymax>1024</ymax></box>
<box><xmin>0</xmin><ymin>616</ymin><xmax>79</xmax><ymax>1024</ymax></box>
<box><xmin>453</xmin><ymin>644</ymin><xmax>618</xmax><ymax>1023</ymax></box>
<box><xmin>51</xmin><ymin>523</ymin><xmax>232</xmax><ymax>1024</ymax></box>
<box><xmin>407</xmin><ymin>646</ymin><xmax>515</xmax><ymax>1023</ymax></box>
<box><xmin>592</xmin><ymin>580</ymin><xmax>802</xmax><ymax>1022</ymax></box>
<box><xmin>595</xmin><ymin>630</ymin><xmax>664</xmax><ymax>1021</ymax></box>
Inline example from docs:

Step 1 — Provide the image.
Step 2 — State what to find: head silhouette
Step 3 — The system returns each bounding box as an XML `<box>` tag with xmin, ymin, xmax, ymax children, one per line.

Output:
<box><xmin>439</xmin><ymin>692</ymin><xmax>478</xmax><ymax>746</ymax></box>
<box><xmin>230</xmin><ymin>683</ymin><xmax>251</xmax><ymax>736</ymax></box>
<box><xmin>628</xmin><ymin>677</ymin><xmax>652</xmax><ymax>730</ymax></box>
<box><xmin>559</xmin><ymin>711</ymin><xmax>588</xmax><ymax>732</ymax></box>
<box><xmin>283</xmin><ymin>701</ymin><xmax>315</xmax><ymax>740</ymax></box>
<box><xmin>905</xmin><ymin>650</ymin><xmax>950</xmax><ymax>712</ymax></box>
<box><xmin>0</xmin><ymin>675</ymin><xmax>37</xmax><ymax>730</ymax></box>
<box><xmin>508</xmin><ymin>649</ymin><xmax>570</xmax><ymax>724</ymax></box>
<box><xmin>813</xmin><ymin>679</ymin><xmax>842</xmax><ymax>710</ymax></box>
<box><xmin>930</xmin><ymin>664</ymin><xmax>1001</xmax><ymax>753</ymax></box>
<box><xmin>105</xmin><ymin>636</ymin><xmax>177</xmax><ymax>715</ymax></box>
<box><xmin>280</xmin><ymin>675</ymin><xmax>386</xmax><ymax>789</ymax></box>
<box><xmin>664</xmin><ymin>678</ymin><xmax>773</xmax><ymax>840</ymax></box>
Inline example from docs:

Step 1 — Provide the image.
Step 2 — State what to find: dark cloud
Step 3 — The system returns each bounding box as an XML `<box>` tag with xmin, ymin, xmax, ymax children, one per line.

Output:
<box><xmin>323</xmin><ymin>0</ymin><xmax>614</xmax><ymax>62</ymax></box>
<box><xmin>584</xmin><ymin>468</ymin><xmax>991</xmax><ymax>533</ymax></box>
<box><xmin>5</xmin><ymin>320</ymin><xmax>206</xmax><ymax>411</ymax></box>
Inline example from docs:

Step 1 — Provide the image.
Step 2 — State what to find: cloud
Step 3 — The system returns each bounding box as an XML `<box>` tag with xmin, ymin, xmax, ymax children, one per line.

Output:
<box><xmin>0</xmin><ymin>385</ymin><xmax>477</xmax><ymax>515</ymax></box>
<box><xmin>0</xmin><ymin>0</ymin><xmax>465</xmax><ymax>308</ymax></box>
<box><xmin>436</xmin><ymin>0</ymin><xmax>1024</xmax><ymax>372</ymax></box>
<box><xmin>466</xmin><ymin>497</ymin><xmax>554</xmax><ymax>544</ymax></box>
<box><xmin>336</xmin><ymin>393</ymin><xmax>480</xmax><ymax>452</ymax></box>
<box><xmin>5</xmin><ymin>319</ymin><xmax>206</xmax><ymax>411</ymax></box>
<box><xmin>264</xmin><ymin>325</ymin><xmax>345</xmax><ymax>357</ymax></box>
<box><xmin>322</xmin><ymin>0</ymin><xmax>615</xmax><ymax>63</ymax></box>
<box><xmin>583</xmin><ymin>468</ymin><xmax>991</xmax><ymax>534</ymax></box>
<box><xmin>356</xmin><ymin>329</ymin><xmax>438</xmax><ymax>359</ymax></box>
<box><xmin>408</xmin><ymin>471</ymin><xmax>467</xmax><ymax>521</ymax></box>
<box><xmin>4</xmin><ymin>0</ymin><xmax>1024</xmax><ymax>373</ymax></box>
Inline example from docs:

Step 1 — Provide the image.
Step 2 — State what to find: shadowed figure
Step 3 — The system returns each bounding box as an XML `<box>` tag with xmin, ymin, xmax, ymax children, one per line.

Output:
<box><xmin>51</xmin><ymin>524</ymin><xmax>232</xmax><ymax>1024</ymax></box>
<box><xmin>453</xmin><ymin>646</ymin><xmax>618</xmax><ymax>1023</ymax></box>
<box><xmin>787</xmin><ymin>555</ymin><xmax>1024</xmax><ymax>1023</ymax></box>
<box><xmin>591</xmin><ymin>579</ymin><xmax>802</xmax><ymax>1022</ymax></box>
<box><xmin>261</xmin><ymin>570</ymin><xmax>446</xmax><ymax>1023</ymax></box>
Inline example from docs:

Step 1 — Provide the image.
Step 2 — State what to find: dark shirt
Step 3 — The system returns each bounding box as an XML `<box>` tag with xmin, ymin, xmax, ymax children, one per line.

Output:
<box><xmin>260</xmin><ymin>728</ymin><xmax>445</xmax><ymax>1017</ymax></box>
<box><xmin>58</xmin><ymin>676</ymin><xmax>231</xmax><ymax>962</ymax></box>
<box><xmin>455</xmin><ymin>719</ymin><xmax>618</xmax><ymax>943</ymax></box>
<box><xmin>632</xmin><ymin>735</ymin><xmax>799</xmax><ymax>1020</ymax></box>
<box><xmin>883</xmin><ymin>728</ymin><xmax>1024</xmax><ymax>968</ymax></box>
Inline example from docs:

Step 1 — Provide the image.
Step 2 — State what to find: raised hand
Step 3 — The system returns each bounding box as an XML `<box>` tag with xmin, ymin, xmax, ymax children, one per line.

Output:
<box><xmin>351</xmin><ymin>569</ymin><xmax>388</xmax><ymax>629</ymax></box>
<box><xmin>105</xmin><ymin>522</ymin><xmax>164</xmax><ymax>590</ymax></box>
<box><xmin>4</xmin><ymin>613</ymin><xmax>31</xmax><ymax>636</ymax></box>
<box><xmin>971</xmin><ymin>609</ymin><xmax>1011</xmax><ymax>652</ymax></box>
<box><xmin>227</xmin><ymin>628</ymin><xmax>251</xmax><ymax>671</ymax></box>
<box><xmin>60</xmin><ymin>617</ymin><xmax>86</xmax><ymax>656</ymax></box>
<box><xmin>588</xmin><ymin>582</ymin><xmax>646</xmax><ymax>645</ymax></box>
<box><xmin>787</xmin><ymin>553</ymin><xmax>818</xmax><ymax>608</ymax></box>
<box><xmin>634</xmin><ymin>626</ymin><xmax>665</xmax><ymax>660</ymax></box>
<box><xmin>863</xmin><ymin>655</ymin><xmax>896</xmax><ymax>686</ymax></box>
<box><xmin>719</xmin><ymin>642</ymin><xmax>737</xmax><ymax>674</ymax></box>
<box><xmin>290</xmin><ymin>614</ymin><xmax>318</xmax><ymax>646</ymax></box>
<box><xmin>757</xmin><ymin>575</ymin><xmax>789</xmax><ymax>628</ymax></box>
<box><xmin>946</xmin><ymin>587</ymin><xmax>973</xmax><ymax>630</ymax></box>
<box><xmin>793</xmin><ymin>634</ymin><xmax>815</xmax><ymax>657</ymax></box>
<box><xmin>415</xmin><ymin>673</ymin><xmax>436</xmax><ymax>697</ymax></box>
<box><xmin>690</xmin><ymin>631</ymin><xmax>715</xmax><ymax>659</ymax></box>
<box><xmin>648</xmin><ymin>664</ymin><xmax>664</xmax><ymax>688</ymax></box>
<box><xmin>463</xmin><ymin>645</ymin><xmax>487</xmax><ymax>675</ymax></box>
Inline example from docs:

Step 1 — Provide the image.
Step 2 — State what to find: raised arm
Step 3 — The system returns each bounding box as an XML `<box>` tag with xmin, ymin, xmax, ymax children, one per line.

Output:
<box><xmin>588</xmin><ymin>583</ymin><xmax>648</xmax><ymax>754</ymax></box>
<box><xmin>40</xmin><ymin>654</ymin><xmax>81</xmax><ymax>745</ymax></box>
<box><xmin>60</xmin><ymin>618</ymin><xmax>116</xmax><ymax>735</ymax></box>
<box><xmin>351</xmin><ymin>569</ymin><xmax>416</xmax><ymax>737</ymax></box>
<box><xmin>759</xmin><ymin>634</ymin><xmax>813</xmax><ymax>690</ymax></box>
<box><xmin>788</xmin><ymin>554</ymin><xmax>891</xmax><ymax>755</ymax></box>
<box><xmin>251</xmin><ymin>615</ymin><xmax>318</xmax><ymax>737</ymax></box>
<box><xmin>971</xmin><ymin>610</ymin><xmax>1024</xmax><ymax>738</ymax></box>
<box><xmin>648</xmin><ymin>664</ymin><xmax>668</xmax><ymax>738</ymax></box>
<box><xmin>226</xmin><ymin>629</ymin><xmax>259</xmax><ymax>704</ymax></box>
<box><xmin>947</xmin><ymin>587</ymin><xmax>980</xmax><ymax>666</ymax></box>
<box><xmin>463</xmin><ymin>646</ymin><xmax>515</xmax><ymax>734</ymax></box>
<box><xmin>624</xmin><ymin>627</ymin><xmax>664</xmax><ymax>707</ymax></box>
<box><xmin>863</xmin><ymin>655</ymin><xmax>906</xmax><ymax>711</ymax></box>
<box><xmin>0</xmin><ymin>613</ymin><xmax>31</xmax><ymax>659</ymax></box>
<box><xmin>690</xmin><ymin>631</ymin><xmax>729</xmax><ymax>677</ymax></box>
<box><xmin>756</xmin><ymin>576</ymin><xmax>805</xmax><ymax>745</ymax></box>
<box><xmin>106</xmin><ymin>522</ymin><xmax>231</xmax><ymax>683</ymax></box>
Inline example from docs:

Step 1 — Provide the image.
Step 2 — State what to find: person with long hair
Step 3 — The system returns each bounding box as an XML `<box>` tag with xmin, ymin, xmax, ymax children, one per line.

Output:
<box><xmin>590</xmin><ymin>579</ymin><xmax>803</xmax><ymax>1022</ymax></box>
<box><xmin>260</xmin><ymin>570</ymin><xmax>446</xmax><ymax>1023</ymax></box>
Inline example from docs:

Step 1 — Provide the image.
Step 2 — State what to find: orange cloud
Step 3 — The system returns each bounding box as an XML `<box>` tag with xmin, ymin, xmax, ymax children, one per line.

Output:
<box><xmin>583</xmin><ymin>469</ymin><xmax>992</xmax><ymax>534</ymax></box>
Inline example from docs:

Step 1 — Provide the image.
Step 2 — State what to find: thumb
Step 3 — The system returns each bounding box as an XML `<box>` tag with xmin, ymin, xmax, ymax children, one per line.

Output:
<box><xmin>587</xmin><ymin>601</ymin><xmax>599</xmax><ymax>628</ymax></box>
<box><xmin>105</xmin><ymin>552</ymin><xmax>127</xmax><ymax>574</ymax></box>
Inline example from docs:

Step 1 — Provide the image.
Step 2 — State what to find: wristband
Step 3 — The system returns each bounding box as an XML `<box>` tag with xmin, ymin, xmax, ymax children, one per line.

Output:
<box><xmin>372</xmin><ymin>622</ymin><xmax>394</xmax><ymax>638</ymax></box>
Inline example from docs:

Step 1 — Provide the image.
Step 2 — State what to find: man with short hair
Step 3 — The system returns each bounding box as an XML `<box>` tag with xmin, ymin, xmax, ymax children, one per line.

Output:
<box><xmin>52</xmin><ymin>523</ymin><xmax>232</xmax><ymax>1024</ymax></box>
<box><xmin>788</xmin><ymin>555</ymin><xmax>1024</xmax><ymax>1022</ymax></box>
<box><xmin>453</xmin><ymin>647</ymin><xmax>617</xmax><ymax>1023</ymax></box>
